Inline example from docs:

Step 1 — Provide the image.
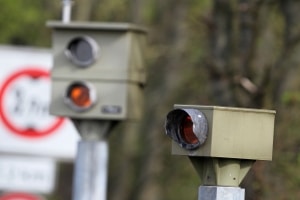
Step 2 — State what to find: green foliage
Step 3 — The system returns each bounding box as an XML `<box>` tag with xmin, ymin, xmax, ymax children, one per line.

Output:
<box><xmin>281</xmin><ymin>92</ymin><xmax>300</xmax><ymax>105</ymax></box>
<box><xmin>92</xmin><ymin>0</ymin><xmax>130</xmax><ymax>21</ymax></box>
<box><xmin>0</xmin><ymin>0</ymin><xmax>55</xmax><ymax>46</ymax></box>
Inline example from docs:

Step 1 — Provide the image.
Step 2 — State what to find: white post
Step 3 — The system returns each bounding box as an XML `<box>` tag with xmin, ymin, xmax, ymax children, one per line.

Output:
<box><xmin>198</xmin><ymin>186</ymin><xmax>245</xmax><ymax>200</ymax></box>
<box><xmin>73</xmin><ymin>141</ymin><xmax>108</xmax><ymax>200</ymax></box>
<box><xmin>61</xmin><ymin>0</ymin><xmax>73</xmax><ymax>23</ymax></box>
<box><xmin>71</xmin><ymin>120</ymin><xmax>113</xmax><ymax>200</ymax></box>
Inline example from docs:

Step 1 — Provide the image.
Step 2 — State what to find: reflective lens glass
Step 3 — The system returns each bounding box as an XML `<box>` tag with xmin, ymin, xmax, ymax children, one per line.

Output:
<box><xmin>181</xmin><ymin>115</ymin><xmax>199</xmax><ymax>145</ymax></box>
<box><xmin>66</xmin><ymin>83</ymin><xmax>93</xmax><ymax>109</ymax></box>
<box><xmin>69</xmin><ymin>39</ymin><xmax>93</xmax><ymax>63</ymax></box>
<box><xmin>66</xmin><ymin>36</ymin><xmax>98</xmax><ymax>67</ymax></box>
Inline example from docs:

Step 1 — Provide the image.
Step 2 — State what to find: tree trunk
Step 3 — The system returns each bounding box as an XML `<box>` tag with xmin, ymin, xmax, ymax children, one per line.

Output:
<box><xmin>272</xmin><ymin>0</ymin><xmax>300</xmax><ymax>107</ymax></box>
<box><xmin>74</xmin><ymin>0</ymin><xmax>97</xmax><ymax>21</ymax></box>
<box><xmin>208</xmin><ymin>0</ymin><xmax>234</xmax><ymax>106</ymax></box>
<box><xmin>133</xmin><ymin>1</ymin><xmax>189</xmax><ymax>200</ymax></box>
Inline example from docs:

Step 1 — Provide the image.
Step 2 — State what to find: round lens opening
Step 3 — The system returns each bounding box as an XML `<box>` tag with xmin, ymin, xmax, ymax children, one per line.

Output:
<box><xmin>165</xmin><ymin>108</ymin><xmax>208</xmax><ymax>150</ymax></box>
<box><xmin>181</xmin><ymin>115</ymin><xmax>199</xmax><ymax>145</ymax></box>
<box><xmin>66</xmin><ymin>37</ymin><xmax>98</xmax><ymax>67</ymax></box>
<box><xmin>65</xmin><ymin>82</ymin><xmax>96</xmax><ymax>111</ymax></box>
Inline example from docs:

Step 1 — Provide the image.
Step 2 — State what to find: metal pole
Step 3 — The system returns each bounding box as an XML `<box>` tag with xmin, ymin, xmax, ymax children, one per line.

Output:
<box><xmin>72</xmin><ymin>120</ymin><xmax>113</xmax><ymax>200</ymax></box>
<box><xmin>61</xmin><ymin>0</ymin><xmax>73</xmax><ymax>23</ymax></box>
<box><xmin>73</xmin><ymin>141</ymin><xmax>108</xmax><ymax>200</ymax></box>
<box><xmin>198</xmin><ymin>186</ymin><xmax>245</xmax><ymax>200</ymax></box>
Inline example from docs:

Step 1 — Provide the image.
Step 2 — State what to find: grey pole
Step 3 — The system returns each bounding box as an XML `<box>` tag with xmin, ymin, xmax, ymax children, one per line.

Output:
<box><xmin>72</xmin><ymin>120</ymin><xmax>113</xmax><ymax>200</ymax></box>
<box><xmin>73</xmin><ymin>141</ymin><xmax>108</xmax><ymax>200</ymax></box>
<box><xmin>61</xmin><ymin>0</ymin><xmax>73</xmax><ymax>23</ymax></box>
<box><xmin>198</xmin><ymin>186</ymin><xmax>245</xmax><ymax>200</ymax></box>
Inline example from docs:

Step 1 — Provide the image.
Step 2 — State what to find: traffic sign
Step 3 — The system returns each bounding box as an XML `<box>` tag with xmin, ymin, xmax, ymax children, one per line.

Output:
<box><xmin>0</xmin><ymin>156</ymin><xmax>55</xmax><ymax>194</ymax></box>
<box><xmin>0</xmin><ymin>68</ymin><xmax>64</xmax><ymax>138</ymax></box>
<box><xmin>0</xmin><ymin>192</ymin><xmax>44</xmax><ymax>200</ymax></box>
<box><xmin>0</xmin><ymin>45</ymin><xmax>80</xmax><ymax>160</ymax></box>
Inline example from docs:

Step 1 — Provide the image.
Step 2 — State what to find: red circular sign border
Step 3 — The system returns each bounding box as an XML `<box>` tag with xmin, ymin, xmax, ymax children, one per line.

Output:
<box><xmin>0</xmin><ymin>192</ymin><xmax>42</xmax><ymax>200</ymax></box>
<box><xmin>0</xmin><ymin>68</ymin><xmax>65</xmax><ymax>139</ymax></box>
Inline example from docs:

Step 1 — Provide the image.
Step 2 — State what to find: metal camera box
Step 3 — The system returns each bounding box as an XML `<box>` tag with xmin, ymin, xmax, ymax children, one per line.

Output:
<box><xmin>47</xmin><ymin>21</ymin><xmax>147</xmax><ymax>120</ymax></box>
<box><xmin>47</xmin><ymin>21</ymin><xmax>147</xmax><ymax>84</ymax></box>
<box><xmin>172</xmin><ymin>105</ymin><xmax>276</xmax><ymax>160</ymax></box>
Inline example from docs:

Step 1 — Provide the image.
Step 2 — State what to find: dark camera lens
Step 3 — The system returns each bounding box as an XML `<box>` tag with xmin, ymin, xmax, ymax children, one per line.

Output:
<box><xmin>66</xmin><ymin>37</ymin><xmax>98</xmax><ymax>67</ymax></box>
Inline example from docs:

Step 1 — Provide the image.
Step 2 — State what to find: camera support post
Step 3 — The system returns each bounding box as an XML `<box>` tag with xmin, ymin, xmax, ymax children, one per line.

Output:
<box><xmin>71</xmin><ymin>120</ymin><xmax>114</xmax><ymax>200</ymax></box>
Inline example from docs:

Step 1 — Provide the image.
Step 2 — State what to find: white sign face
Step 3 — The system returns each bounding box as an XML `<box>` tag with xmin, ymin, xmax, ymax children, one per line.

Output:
<box><xmin>0</xmin><ymin>45</ymin><xmax>80</xmax><ymax>160</ymax></box>
<box><xmin>0</xmin><ymin>156</ymin><xmax>55</xmax><ymax>194</ymax></box>
<box><xmin>3</xmin><ymin>75</ymin><xmax>53</xmax><ymax>132</ymax></box>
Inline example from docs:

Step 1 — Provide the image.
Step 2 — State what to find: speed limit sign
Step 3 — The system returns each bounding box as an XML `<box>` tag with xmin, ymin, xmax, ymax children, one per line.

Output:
<box><xmin>0</xmin><ymin>45</ymin><xmax>80</xmax><ymax>160</ymax></box>
<box><xmin>0</xmin><ymin>68</ymin><xmax>64</xmax><ymax>138</ymax></box>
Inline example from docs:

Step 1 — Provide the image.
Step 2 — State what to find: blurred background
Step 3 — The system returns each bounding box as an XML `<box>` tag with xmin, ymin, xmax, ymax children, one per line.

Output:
<box><xmin>0</xmin><ymin>0</ymin><xmax>300</xmax><ymax>199</ymax></box>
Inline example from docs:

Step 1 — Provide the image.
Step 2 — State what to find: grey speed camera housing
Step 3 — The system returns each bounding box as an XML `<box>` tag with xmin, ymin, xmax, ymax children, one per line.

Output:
<box><xmin>48</xmin><ymin>21</ymin><xmax>147</xmax><ymax>120</ymax></box>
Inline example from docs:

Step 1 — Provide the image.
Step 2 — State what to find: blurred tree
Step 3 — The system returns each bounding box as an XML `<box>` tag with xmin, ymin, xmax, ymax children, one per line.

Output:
<box><xmin>203</xmin><ymin>0</ymin><xmax>300</xmax><ymax>199</ymax></box>
<box><xmin>0</xmin><ymin>0</ymin><xmax>59</xmax><ymax>46</ymax></box>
